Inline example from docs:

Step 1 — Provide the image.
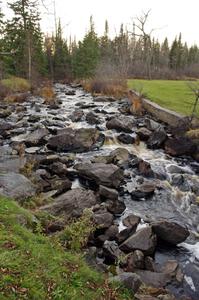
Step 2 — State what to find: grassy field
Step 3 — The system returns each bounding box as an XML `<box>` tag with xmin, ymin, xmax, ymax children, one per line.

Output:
<box><xmin>128</xmin><ymin>79</ymin><xmax>199</xmax><ymax>116</ymax></box>
<box><xmin>0</xmin><ymin>197</ymin><xmax>132</xmax><ymax>300</ymax></box>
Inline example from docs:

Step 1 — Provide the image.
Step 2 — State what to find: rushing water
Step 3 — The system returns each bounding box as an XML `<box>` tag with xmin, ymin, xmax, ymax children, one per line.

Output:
<box><xmin>3</xmin><ymin>83</ymin><xmax>199</xmax><ymax>299</ymax></box>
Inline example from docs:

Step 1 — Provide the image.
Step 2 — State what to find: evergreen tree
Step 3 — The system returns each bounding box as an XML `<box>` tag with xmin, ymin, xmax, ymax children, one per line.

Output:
<box><xmin>72</xmin><ymin>16</ymin><xmax>100</xmax><ymax>78</ymax></box>
<box><xmin>4</xmin><ymin>0</ymin><xmax>46</xmax><ymax>80</ymax></box>
<box><xmin>53</xmin><ymin>19</ymin><xmax>71</xmax><ymax>80</ymax></box>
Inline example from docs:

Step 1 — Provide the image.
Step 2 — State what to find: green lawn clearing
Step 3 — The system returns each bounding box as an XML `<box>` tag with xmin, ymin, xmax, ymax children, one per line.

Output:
<box><xmin>128</xmin><ymin>79</ymin><xmax>199</xmax><ymax>116</ymax></box>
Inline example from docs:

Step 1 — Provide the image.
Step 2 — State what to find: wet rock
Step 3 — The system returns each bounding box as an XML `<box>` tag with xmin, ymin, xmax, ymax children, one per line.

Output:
<box><xmin>50</xmin><ymin>178</ymin><xmax>72</xmax><ymax>196</ymax></box>
<box><xmin>120</xmin><ymin>227</ymin><xmax>157</xmax><ymax>255</ymax></box>
<box><xmin>125</xmin><ymin>250</ymin><xmax>145</xmax><ymax>271</ymax></box>
<box><xmin>41</xmin><ymin>188</ymin><xmax>96</xmax><ymax>219</ymax></box>
<box><xmin>0</xmin><ymin>121</ymin><xmax>14</xmax><ymax>137</ymax></box>
<box><xmin>123</xmin><ymin>214</ymin><xmax>141</xmax><ymax>228</ymax></box>
<box><xmin>46</xmin><ymin>161</ymin><xmax>68</xmax><ymax>177</ymax></box>
<box><xmin>167</xmin><ymin>164</ymin><xmax>193</xmax><ymax>174</ymax></box>
<box><xmin>165</xmin><ymin>137</ymin><xmax>197</xmax><ymax>157</ymax></box>
<box><xmin>116</xmin><ymin>226</ymin><xmax>136</xmax><ymax>244</ymax></box>
<box><xmin>138</xmin><ymin>160</ymin><xmax>154</xmax><ymax>177</ymax></box>
<box><xmin>25</xmin><ymin>147</ymin><xmax>40</xmax><ymax>154</ymax></box>
<box><xmin>75</xmin><ymin>162</ymin><xmax>123</xmax><ymax>188</ymax></box>
<box><xmin>86</xmin><ymin>111</ymin><xmax>100</xmax><ymax>125</ymax></box>
<box><xmin>69</xmin><ymin>109</ymin><xmax>84</xmax><ymax>122</ymax></box>
<box><xmin>94</xmin><ymin>96</ymin><xmax>116</xmax><ymax>102</ymax></box>
<box><xmin>161</xmin><ymin>260</ymin><xmax>179</xmax><ymax>276</ymax></box>
<box><xmin>135</xmin><ymin>270</ymin><xmax>171</xmax><ymax>288</ymax></box>
<box><xmin>93</xmin><ymin>212</ymin><xmax>114</xmax><ymax>229</ymax></box>
<box><xmin>152</xmin><ymin>220</ymin><xmax>189</xmax><ymax>245</ymax></box>
<box><xmin>110</xmin><ymin>272</ymin><xmax>141</xmax><ymax>294</ymax></box>
<box><xmin>65</xmin><ymin>89</ymin><xmax>76</xmax><ymax>95</ymax></box>
<box><xmin>137</xmin><ymin>127</ymin><xmax>152</xmax><ymax>141</ymax></box>
<box><xmin>109</xmin><ymin>148</ymin><xmax>130</xmax><ymax>165</ymax></box>
<box><xmin>117</xmin><ymin>133</ymin><xmax>136</xmax><ymax>144</ymax></box>
<box><xmin>106</xmin><ymin>116</ymin><xmax>135</xmax><ymax>133</ymax></box>
<box><xmin>144</xmin><ymin>256</ymin><xmax>156</xmax><ymax>271</ymax></box>
<box><xmin>0</xmin><ymin>108</ymin><xmax>12</xmax><ymax>118</ymax></box>
<box><xmin>0</xmin><ymin>172</ymin><xmax>36</xmax><ymax>200</ymax></box>
<box><xmin>130</xmin><ymin>182</ymin><xmax>157</xmax><ymax>200</ymax></box>
<box><xmin>99</xmin><ymin>185</ymin><xmax>118</xmax><ymax>200</ymax></box>
<box><xmin>25</xmin><ymin>128</ymin><xmax>49</xmax><ymax>146</ymax></box>
<box><xmin>28</xmin><ymin>115</ymin><xmax>41</xmax><ymax>123</ymax></box>
<box><xmin>98</xmin><ymin>225</ymin><xmax>119</xmax><ymax>243</ymax></box>
<box><xmin>103</xmin><ymin>240</ymin><xmax>122</xmax><ymax>264</ymax></box>
<box><xmin>107</xmin><ymin>199</ymin><xmax>126</xmax><ymax>215</ymax></box>
<box><xmin>147</xmin><ymin>130</ymin><xmax>167</xmax><ymax>149</ymax></box>
<box><xmin>145</xmin><ymin>118</ymin><xmax>164</xmax><ymax>131</ymax></box>
<box><xmin>47</xmin><ymin>128</ymin><xmax>105</xmax><ymax>152</ymax></box>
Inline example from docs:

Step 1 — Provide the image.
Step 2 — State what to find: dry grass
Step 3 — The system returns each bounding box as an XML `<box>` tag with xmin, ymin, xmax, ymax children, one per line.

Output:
<box><xmin>4</xmin><ymin>93</ymin><xmax>29</xmax><ymax>104</ymax></box>
<box><xmin>186</xmin><ymin>128</ymin><xmax>199</xmax><ymax>139</ymax></box>
<box><xmin>1</xmin><ymin>77</ymin><xmax>30</xmax><ymax>93</ymax></box>
<box><xmin>40</xmin><ymin>86</ymin><xmax>56</xmax><ymax>104</ymax></box>
<box><xmin>82</xmin><ymin>78</ymin><xmax>127</xmax><ymax>98</ymax></box>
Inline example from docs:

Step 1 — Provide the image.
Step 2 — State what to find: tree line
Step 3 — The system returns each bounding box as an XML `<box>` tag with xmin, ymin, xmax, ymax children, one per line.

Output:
<box><xmin>0</xmin><ymin>0</ymin><xmax>199</xmax><ymax>82</ymax></box>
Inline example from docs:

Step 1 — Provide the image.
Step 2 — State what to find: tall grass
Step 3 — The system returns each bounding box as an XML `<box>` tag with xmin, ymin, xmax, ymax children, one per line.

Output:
<box><xmin>1</xmin><ymin>76</ymin><xmax>31</xmax><ymax>92</ymax></box>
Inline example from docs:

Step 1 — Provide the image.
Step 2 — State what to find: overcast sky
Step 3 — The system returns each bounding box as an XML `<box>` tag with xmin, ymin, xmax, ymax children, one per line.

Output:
<box><xmin>2</xmin><ymin>0</ymin><xmax>199</xmax><ymax>45</ymax></box>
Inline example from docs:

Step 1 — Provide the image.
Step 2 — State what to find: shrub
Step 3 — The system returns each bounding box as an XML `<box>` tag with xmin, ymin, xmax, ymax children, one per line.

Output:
<box><xmin>59</xmin><ymin>209</ymin><xmax>95</xmax><ymax>252</ymax></box>
<box><xmin>1</xmin><ymin>76</ymin><xmax>31</xmax><ymax>92</ymax></box>
<box><xmin>82</xmin><ymin>78</ymin><xmax>127</xmax><ymax>98</ymax></box>
<box><xmin>40</xmin><ymin>86</ymin><xmax>55</xmax><ymax>104</ymax></box>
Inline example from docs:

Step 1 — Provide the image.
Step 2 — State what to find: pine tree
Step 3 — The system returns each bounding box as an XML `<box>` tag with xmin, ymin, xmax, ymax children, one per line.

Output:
<box><xmin>4</xmin><ymin>0</ymin><xmax>46</xmax><ymax>80</ymax></box>
<box><xmin>72</xmin><ymin>16</ymin><xmax>100</xmax><ymax>78</ymax></box>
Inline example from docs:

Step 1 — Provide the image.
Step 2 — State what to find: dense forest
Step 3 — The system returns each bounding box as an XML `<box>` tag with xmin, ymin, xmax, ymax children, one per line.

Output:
<box><xmin>0</xmin><ymin>0</ymin><xmax>199</xmax><ymax>82</ymax></box>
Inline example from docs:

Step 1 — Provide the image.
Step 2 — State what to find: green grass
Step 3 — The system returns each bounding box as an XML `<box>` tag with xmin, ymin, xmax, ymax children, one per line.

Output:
<box><xmin>0</xmin><ymin>196</ymin><xmax>132</xmax><ymax>300</ymax></box>
<box><xmin>128</xmin><ymin>79</ymin><xmax>199</xmax><ymax>116</ymax></box>
<box><xmin>1</xmin><ymin>77</ymin><xmax>30</xmax><ymax>93</ymax></box>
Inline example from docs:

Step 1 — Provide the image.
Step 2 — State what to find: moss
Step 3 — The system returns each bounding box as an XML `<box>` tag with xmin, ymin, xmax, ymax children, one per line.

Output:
<box><xmin>0</xmin><ymin>197</ymin><xmax>132</xmax><ymax>300</ymax></box>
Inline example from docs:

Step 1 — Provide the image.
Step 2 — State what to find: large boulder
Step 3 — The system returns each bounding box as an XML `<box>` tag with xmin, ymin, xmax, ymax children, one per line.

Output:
<box><xmin>0</xmin><ymin>173</ymin><xmax>36</xmax><ymax>200</ymax></box>
<box><xmin>75</xmin><ymin>163</ymin><xmax>124</xmax><ymax>188</ymax></box>
<box><xmin>110</xmin><ymin>273</ymin><xmax>141</xmax><ymax>294</ymax></box>
<box><xmin>165</xmin><ymin>137</ymin><xmax>197</xmax><ymax>157</ymax></box>
<box><xmin>40</xmin><ymin>188</ymin><xmax>97</xmax><ymax>219</ymax></box>
<box><xmin>106</xmin><ymin>116</ymin><xmax>135</xmax><ymax>133</ymax></box>
<box><xmin>151</xmin><ymin>220</ymin><xmax>189</xmax><ymax>245</ymax></box>
<box><xmin>99</xmin><ymin>185</ymin><xmax>118</xmax><ymax>200</ymax></box>
<box><xmin>120</xmin><ymin>227</ymin><xmax>157</xmax><ymax>255</ymax></box>
<box><xmin>135</xmin><ymin>270</ymin><xmax>171</xmax><ymax>288</ymax></box>
<box><xmin>147</xmin><ymin>130</ymin><xmax>167</xmax><ymax>149</ymax></box>
<box><xmin>47</xmin><ymin>128</ymin><xmax>104</xmax><ymax>152</ymax></box>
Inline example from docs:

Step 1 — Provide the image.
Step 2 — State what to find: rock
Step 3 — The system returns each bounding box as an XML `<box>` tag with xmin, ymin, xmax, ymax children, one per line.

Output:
<box><xmin>47</xmin><ymin>128</ymin><xmax>105</xmax><ymax>152</ymax></box>
<box><xmin>25</xmin><ymin>147</ymin><xmax>40</xmax><ymax>154</ymax></box>
<box><xmin>46</xmin><ymin>162</ymin><xmax>68</xmax><ymax>177</ymax></box>
<box><xmin>94</xmin><ymin>96</ymin><xmax>116</xmax><ymax>102</ymax></box>
<box><xmin>40</xmin><ymin>188</ymin><xmax>96</xmax><ymax>219</ymax></box>
<box><xmin>118</xmin><ymin>133</ymin><xmax>136</xmax><ymax>144</ymax></box>
<box><xmin>144</xmin><ymin>256</ymin><xmax>156</xmax><ymax>271</ymax></box>
<box><xmin>145</xmin><ymin>118</ymin><xmax>164</xmax><ymax>131</ymax></box>
<box><xmin>110</xmin><ymin>273</ymin><xmax>141</xmax><ymax>294</ymax></box>
<box><xmin>24</xmin><ymin>128</ymin><xmax>49</xmax><ymax>146</ymax></box>
<box><xmin>152</xmin><ymin>220</ymin><xmax>189</xmax><ymax>245</ymax></box>
<box><xmin>137</xmin><ymin>127</ymin><xmax>152</xmax><ymax>141</ymax></box>
<box><xmin>138</xmin><ymin>160</ymin><xmax>154</xmax><ymax>177</ymax></box>
<box><xmin>147</xmin><ymin>130</ymin><xmax>167</xmax><ymax>149</ymax></box>
<box><xmin>0</xmin><ymin>108</ymin><xmax>12</xmax><ymax>118</ymax></box>
<box><xmin>123</xmin><ymin>214</ymin><xmax>141</xmax><ymax>228</ymax></box>
<box><xmin>106</xmin><ymin>116</ymin><xmax>135</xmax><ymax>133</ymax></box>
<box><xmin>120</xmin><ymin>227</ymin><xmax>157</xmax><ymax>255</ymax></box>
<box><xmin>93</xmin><ymin>212</ymin><xmax>114</xmax><ymax>229</ymax></box>
<box><xmin>135</xmin><ymin>270</ymin><xmax>171</xmax><ymax>288</ymax></box>
<box><xmin>98</xmin><ymin>225</ymin><xmax>119</xmax><ymax>243</ymax></box>
<box><xmin>109</xmin><ymin>148</ymin><xmax>130</xmax><ymax>165</ymax></box>
<box><xmin>161</xmin><ymin>260</ymin><xmax>179</xmax><ymax>275</ymax></box>
<box><xmin>50</xmin><ymin>178</ymin><xmax>72</xmax><ymax>196</ymax></box>
<box><xmin>86</xmin><ymin>111</ymin><xmax>100</xmax><ymax>125</ymax></box>
<box><xmin>99</xmin><ymin>185</ymin><xmax>119</xmax><ymax>200</ymax></box>
<box><xmin>107</xmin><ymin>200</ymin><xmax>126</xmax><ymax>215</ymax></box>
<box><xmin>126</xmin><ymin>250</ymin><xmax>145</xmax><ymax>271</ymax></box>
<box><xmin>165</xmin><ymin>137</ymin><xmax>197</xmax><ymax>157</ymax></box>
<box><xmin>103</xmin><ymin>241</ymin><xmax>122</xmax><ymax>264</ymax></box>
<box><xmin>0</xmin><ymin>172</ymin><xmax>36</xmax><ymax>200</ymax></box>
<box><xmin>69</xmin><ymin>109</ymin><xmax>84</xmax><ymax>122</ymax></box>
<box><xmin>0</xmin><ymin>121</ymin><xmax>14</xmax><ymax>137</ymax></box>
<box><xmin>75</xmin><ymin>162</ymin><xmax>123</xmax><ymax>188</ymax></box>
<box><xmin>116</xmin><ymin>226</ymin><xmax>137</xmax><ymax>244</ymax></box>
<box><xmin>167</xmin><ymin>164</ymin><xmax>193</xmax><ymax>174</ymax></box>
<box><xmin>130</xmin><ymin>182</ymin><xmax>156</xmax><ymax>200</ymax></box>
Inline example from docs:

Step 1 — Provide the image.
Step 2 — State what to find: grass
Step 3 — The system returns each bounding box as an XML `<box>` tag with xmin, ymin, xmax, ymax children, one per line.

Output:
<box><xmin>0</xmin><ymin>196</ymin><xmax>132</xmax><ymax>300</ymax></box>
<box><xmin>128</xmin><ymin>79</ymin><xmax>199</xmax><ymax>116</ymax></box>
<box><xmin>1</xmin><ymin>77</ymin><xmax>30</xmax><ymax>93</ymax></box>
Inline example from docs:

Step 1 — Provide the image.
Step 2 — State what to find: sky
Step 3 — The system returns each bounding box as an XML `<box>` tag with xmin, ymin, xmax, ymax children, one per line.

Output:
<box><xmin>2</xmin><ymin>0</ymin><xmax>199</xmax><ymax>45</ymax></box>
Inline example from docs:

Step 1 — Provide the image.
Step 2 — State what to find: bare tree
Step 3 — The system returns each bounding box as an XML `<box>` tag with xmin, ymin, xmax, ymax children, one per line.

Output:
<box><xmin>129</xmin><ymin>10</ymin><xmax>155</xmax><ymax>79</ymax></box>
